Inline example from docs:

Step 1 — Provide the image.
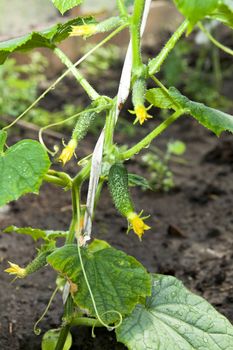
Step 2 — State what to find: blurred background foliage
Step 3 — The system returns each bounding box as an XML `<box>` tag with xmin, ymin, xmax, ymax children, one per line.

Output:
<box><xmin>0</xmin><ymin>1</ymin><xmax>232</xmax><ymax>192</ymax></box>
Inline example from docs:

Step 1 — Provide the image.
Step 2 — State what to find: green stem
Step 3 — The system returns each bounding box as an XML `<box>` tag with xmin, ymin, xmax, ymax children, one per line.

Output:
<box><xmin>44</xmin><ymin>170</ymin><xmax>73</xmax><ymax>188</ymax></box>
<box><xmin>131</xmin><ymin>0</ymin><xmax>145</xmax><ymax>74</ymax></box>
<box><xmin>48</xmin><ymin>169</ymin><xmax>73</xmax><ymax>183</ymax></box>
<box><xmin>94</xmin><ymin>178</ymin><xmax>104</xmax><ymax>210</ymax></box>
<box><xmin>54</xmin><ymin>47</ymin><xmax>99</xmax><ymax>100</ymax></box>
<box><xmin>104</xmin><ymin>106</ymin><xmax>116</xmax><ymax>150</ymax></box>
<box><xmin>198</xmin><ymin>22</ymin><xmax>233</xmax><ymax>57</ymax></box>
<box><xmin>43</xmin><ymin>174</ymin><xmax>71</xmax><ymax>188</ymax></box>
<box><xmin>120</xmin><ymin>110</ymin><xmax>184</xmax><ymax>160</ymax></box>
<box><xmin>117</xmin><ymin>0</ymin><xmax>128</xmax><ymax>18</ymax></box>
<box><xmin>55</xmin><ymin>325</ymin><xmax>70</xmax><ymax>350</ymax></box>
<box><xmin>55</xmin><ymin>296</ymin><xmax>73</xmax><ymax>350</ymax></box>
<box><xmin>66</xmin><ymin>184</ymin><xmax>80</xmax><ymax>244</ymax></box>
<box><xmin>148</xmin><ymin>19</ymin><xmax>188</xmax><ymax>75</ymax></box>
<box><xmin>73</xmin><ymin>161</ymin><xmax>91</xmax><ymax>187</ymax></box>
<box><xmin>71</xmin><ymin>316</ymin><xmax>103</xmax><ymax>327</ymax></box>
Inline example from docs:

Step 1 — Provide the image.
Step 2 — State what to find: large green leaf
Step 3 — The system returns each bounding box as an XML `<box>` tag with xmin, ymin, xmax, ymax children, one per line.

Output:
<box><xmin>173</xmin><ymin>0</ymin><xmax>219</xmax><ymax>28</ymax></box>
<box><xmin>209</xmin><ymin>0</ymin><xmax>233</xmax><ymax>28</ymax></box>
<box><xmin>0</xmin><ymin>139</ymin><xmax>50</xmax><ymax>207</ymax></box>
<box><xmin>0</xmin><ymin>17</ymin><xmax>93</xmax><ymax>64</ymax></box>
<box><xmin>116</xmin><ymin>274</ymin><xmax>233</xmax><ymax>350</ymax></box>
<box><xmin>3</xmin><ymin>226</ymin><xmax>68</xmax><ymax>241</ymax></box>
<box><xmin>169</xmin><ymin>87</ymin><xmax>233</xmax><ymax>136</ymax></box>
<box><xmin>51</xmin><ymin>0</ymin><xmax>83</xmax><ymax>14</ymax></box>
<box><xmin>47</xmin><ymin>240</ymin><xmax>151</xmax><ymax>323</ymax></box>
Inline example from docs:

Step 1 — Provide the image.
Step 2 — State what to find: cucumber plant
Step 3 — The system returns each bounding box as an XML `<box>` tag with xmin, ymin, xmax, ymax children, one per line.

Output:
<box><xmin>1</xmin><ymin>0</ymin><xmax>233</xmax><ymax>349</ymax></box>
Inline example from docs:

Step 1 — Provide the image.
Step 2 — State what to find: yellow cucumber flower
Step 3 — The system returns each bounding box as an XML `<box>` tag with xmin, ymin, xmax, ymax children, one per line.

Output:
<box><xmin>5</xmin><ymin>261</ymin><xmax>27</xmax><ymax>278</ymax></box>
<box><xmin>58</xmin><ymin>139</ymin><xmax>77</xmax><ymax>166</ymax></box>
<box><xmin>127</xmin><ymin>212</ymin><xmax>150</xmax><ymax>240</ymax></box>
<box><xmin>129</xmin><ymin>105</ymin><xmax>152</xmax><ymax>125</ymax></box>
<box><xmin>135</xmin><ymin>105</ymin><xmax>152</xmax><ymax>125</ymax></box>
<box><xmin>70</xmin><ymin>24</ymin><xmax>97</xmax><ymax>38</ymax></box>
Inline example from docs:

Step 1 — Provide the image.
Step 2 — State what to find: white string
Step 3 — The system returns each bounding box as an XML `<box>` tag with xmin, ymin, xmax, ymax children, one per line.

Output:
<box><xmin>83</xmin><ymin>0</ymin><xmax>152</xmax><ymax>243</ymax></box>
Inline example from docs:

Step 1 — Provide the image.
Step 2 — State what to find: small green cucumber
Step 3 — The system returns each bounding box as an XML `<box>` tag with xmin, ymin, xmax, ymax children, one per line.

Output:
<box><xmin>96</xmin><ymin>16</ymin><xmax>124</xmax><ymax>33</ymax></box>
<box><xmin>132</xmin><ymin>77</ymin><xmax>146</xmax><ymax>108</ymax></box>
<box><xmin>108</xmin><ymin>163</ymin><xmax>134</xmax><ymax>217</ymax></box>
<box><xmin>25</xmin><ymin>250</ymin><xmax>52</xmax><ymax>275</ymax></box>
<box><xmin>72</xmin><ymin>110</ymin><xmax>97</xmax><ymax>143</ymax></box>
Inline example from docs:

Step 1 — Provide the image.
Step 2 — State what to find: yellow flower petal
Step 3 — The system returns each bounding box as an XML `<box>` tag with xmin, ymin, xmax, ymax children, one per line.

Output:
<box><xmin>58</xmin><ymin>139</ymin><xmax>77</xmax><ymax>166</ymax></box>
<box><xmin>70</xmin><ymin>24</ymin><xmax>96</xmax><ymax>37</ymax></box>
<box><xmin>5</xmin><ymin>261</ymin><xmax>26</xmax><ymax>278</ymax></box>
<box><xmin>135</xmin><ymin>105</ymin><xmax>152</xmax><ymax>125</ymax></box>
<box><xmin>127</xmin><ymin>212</ymin><xmax>151</xmax><ymax>240</ymax></box>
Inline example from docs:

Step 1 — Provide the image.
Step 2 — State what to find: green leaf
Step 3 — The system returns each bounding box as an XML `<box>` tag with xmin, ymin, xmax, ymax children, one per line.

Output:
<box><xmin>42</xmin><ymin>329</ymin><xmax>72</xmax><ymax>350</ymax></box>
<box><xmin>0</xmin><ymin>139</ymin><xmax>50</xmax><ymax>207</ymax></box>
<box><xmin>3</xmin><ymin>226</ymin><xmax>68</xmax><ymax>241</ymax></box>
<box><xmin>169</xmin><ymin>87</ymin><xmax>233</xmax><ymax>136</ymax></box>
<box><xmin>47</xmin><ymin>240</ymin><xmax>151</xmax><ymax>323</ymax></box>
<box><xmin>51</xmin><ymin>0</ymin><xmax>83</xmax><ymax>14</ymax></box>
<box><xmin>128</xmin><ymin>173</ymin><xmax>152</xmax><ymax>190</ymax></box>
<box><xmin>145</xmin><ymin>88</ymin><xmax>176</xmax><ymax>109</ymax></box>
<box><xmin>173</xmin><ymin>0</ymin><xmax>219</xmax><ymax>28</ymax></box>
<box><xmin>209</xmin><ymin>0</ymin><xmax>233</xmax><ymax>28</ymax></box>
<box><xmin>116</xmin><ymin>274</ymin><xmax>233</xmax><ymax>350</ymax></box>
<box><xmin>0</xmin><ymin>17</ymin><xmax>94</xmax><ymax>64</ymax></box>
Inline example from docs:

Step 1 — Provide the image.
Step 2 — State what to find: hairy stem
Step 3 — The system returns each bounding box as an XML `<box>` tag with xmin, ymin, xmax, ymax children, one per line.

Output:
<box><xmin>120</xmin><ymin>110</ymin><xmax>184</xmax><ymax>160</ymax></box>
<box><xmin>73</xmin><ymin>161</ymin><xmax>92</xmax><ymax>187</ymax></box>
<box><xmin>148</xmin><ymin>19</ymin><xmax>188</xmax><ymax>75</ymax></box>
<box><xmin>66</xmin><ymin>184</ymin><xmax>80</xmax><ymax>244</ymax></box>
<box><xmin>54</xmin><ymin>47</ymin><xmax>99</xmax><ymax>100</ymax></box>
<box><xmin>104</xmin><ymin>105</ymin><xmax>116</xmax><ymax>150</ymax></box>
<box><xmin>131</xmin><ymin>0</ymin><xmax>146</xmax><ymax>73</ymax></box>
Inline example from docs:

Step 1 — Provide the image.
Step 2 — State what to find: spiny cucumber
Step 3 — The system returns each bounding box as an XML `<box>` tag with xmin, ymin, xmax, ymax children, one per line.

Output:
<box><xmin>25</xmin><ymin>250</ymin><xmax>52</xmax><ymax>275</ymax></box>
<box><xmin>72</xmin><ymin>110</ymin><xmax>97</xmax><ymax>142</ymax></box>
<box><xmin>132</xmin><ymin>78</ymin><xmax>146</xmax><ymax>108</ymax></box>
<box><xmin>108</xmin><ymin>163</ymin><xmax>134</xmax><ymax>218</ymax></box>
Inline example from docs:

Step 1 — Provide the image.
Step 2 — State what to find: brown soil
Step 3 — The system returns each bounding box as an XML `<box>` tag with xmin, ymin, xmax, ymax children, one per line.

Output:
<box><xmin>1</xmin><ymin>116</ymin><xmax>233</xmax><ymax>349</ymax></box>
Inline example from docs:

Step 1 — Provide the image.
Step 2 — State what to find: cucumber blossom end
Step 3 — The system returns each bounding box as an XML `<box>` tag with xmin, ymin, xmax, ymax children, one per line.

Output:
<box><xmin>127</xmin><ymin>211</ymin><xmax>151</xmax><ymax>240</ymax></box>
<box><xmin>5</xmin><ymin>251</ymin><xmax>51</xmax><ymax>278</ymax></box>
<box><xmin>5</xmin><ymin>261</ymin><xmax>27</xmax><ymax>278</ymax></box>
<box><xmin>134</xmin><ymin>105</ymin><xmax>152</xmax><ymax>125</ymax></box>
<box><xmin>131</xmin><ymin>78</ymin><xmax>152</xmax><ymax>125</ymax></box>
<box><xmin>58</xmin><ymin>138</ymin><xmax>77</xmax><ymax>166</ymax></box>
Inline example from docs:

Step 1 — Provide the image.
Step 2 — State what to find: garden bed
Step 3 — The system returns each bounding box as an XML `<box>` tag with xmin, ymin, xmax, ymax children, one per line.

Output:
<box><xmin>0</xmin><ymin>110</ymin><xmax>233</xmax><ymax>349</ymax></box>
